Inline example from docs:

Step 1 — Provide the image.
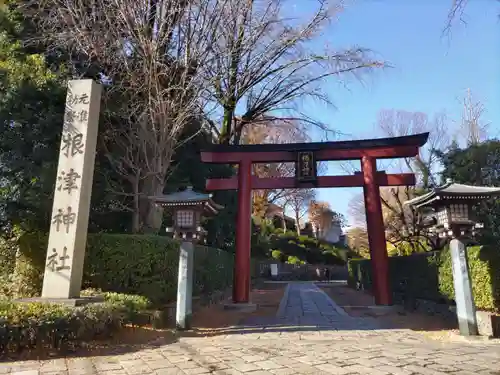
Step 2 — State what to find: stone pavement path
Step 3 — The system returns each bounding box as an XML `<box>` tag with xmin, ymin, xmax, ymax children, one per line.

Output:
<box><xmin>276</xmin><ymin>282</ymin><xmax>380</xmax><ymax>330</ymax></box>
<box><xmin>2</xmin><ymin>282</ymin><xmax>500</xmax><ymax>375</ymax></box>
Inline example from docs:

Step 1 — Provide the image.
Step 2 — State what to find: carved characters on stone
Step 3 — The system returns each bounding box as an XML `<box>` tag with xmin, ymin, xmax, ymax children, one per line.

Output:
<box><xmin>42</xmin><ymin>80</ymin><xmax>102</xmax><ymax>299</ymax></box>
<box><xmin>57</xmin><ymin>168</ymin><xmax>81</xmax><ymax>194</ymax></box>
<box><xmin>45</xmin><ymin>87</ymin><xmax>90</xmax><ymax>274</ymax></box>
<box><xmin>65</xmin><ymin>109</ymin><xmax>89</xmax><ymax>124</ymax></box>
<box><xmin>46</xmin><ymin>247</ymin><xmax>71</xmax><ymax>272</ymax></box>
<box><xmin>52</xmin><ymin>206</ymin><xmax>76</xmax><ymax>234</ymax></box>
<box><xmin>67</xmin><ymin>93</ymin><xmax>90</xmax><ymax>106</ymax></box>
<box><xmin>458</xmin><ymin>245</ymin><xmax>468</xmax><ymax>276</ymax></box>
<box><xmin>61</xmin><ymin>132</ymin><xmax>84</xmax><ymax>157</ymax></box>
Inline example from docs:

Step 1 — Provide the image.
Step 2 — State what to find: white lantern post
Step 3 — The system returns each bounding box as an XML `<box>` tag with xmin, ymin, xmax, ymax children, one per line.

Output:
<box><xmin>150</xmin><ymin>187</ymin><xmax>222</xmax><ymax>330</ymax></box>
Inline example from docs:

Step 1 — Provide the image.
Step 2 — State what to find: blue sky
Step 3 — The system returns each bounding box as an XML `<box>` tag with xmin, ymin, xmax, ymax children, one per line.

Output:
<box><xmin>297</xmin><ymin>0</ymin><xmax>499</xmax><ymax>225</ymax></box>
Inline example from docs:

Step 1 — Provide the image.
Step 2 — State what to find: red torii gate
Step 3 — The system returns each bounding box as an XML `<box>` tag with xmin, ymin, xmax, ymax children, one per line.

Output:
<box><xmin>201</xmin><ymin>132</ymin><xmax>429</xmax><ymax>306</ymax></box>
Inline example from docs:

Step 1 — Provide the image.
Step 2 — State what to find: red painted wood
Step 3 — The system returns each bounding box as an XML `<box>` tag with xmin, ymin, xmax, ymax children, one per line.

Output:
<box><xmin>205</xmin><ymin>173</ymin><xmax>416</xmax><ymax>191</ymax></box>
<box><xmin>233</xmin><ymin>160</ymin><xmax>252</xmax><ymax>304</ymax></box>
<box><xmin>201</xmin><ymin>145</ymin><xmax>419</xmax><ymax>164</ymax></box>
<box><xmin>361</xmin><ymin>156</ymin><xmax>392</xmax><ymax>306</ymax></box>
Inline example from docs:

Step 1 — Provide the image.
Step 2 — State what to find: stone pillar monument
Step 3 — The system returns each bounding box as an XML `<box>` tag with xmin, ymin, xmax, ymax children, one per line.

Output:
<box><xmin>450</xmin><ymin>235</ymin><xmax>478</xmax><ymax>336</ymax></box>
<box><xmin>41</xmin><ymin>80</ymin><xmax>102</xmax><ymax>300</ymax></box>
<box><xmin>176</xmin><ymin>241</ymin><xmax>194</xmax><ymax>330</ymax></box>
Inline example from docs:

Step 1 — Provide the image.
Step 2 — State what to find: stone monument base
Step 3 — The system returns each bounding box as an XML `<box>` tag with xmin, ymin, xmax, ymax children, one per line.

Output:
<box><xmin>16</xmin><ymin>295</ymin><xmax>104</xmax><ymax>307</ymax></box>
<box><xmin>476</xmin><ymin>311</ymin><xmax>500</xmax><ymax>338</ymax></box>
<box><xmin>223</xmin><ymin>302</ymin><xmax>257</xmax><ymax>312</ymax></box>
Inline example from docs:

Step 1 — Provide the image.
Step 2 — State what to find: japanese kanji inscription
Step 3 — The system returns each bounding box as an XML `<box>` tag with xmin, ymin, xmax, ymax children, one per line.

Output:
<box><xmin>41</xmin><ymin>80</ymin><xmax>102</xmax><ymax>299</ymax></box>
<box><xmin>57</xmin><ymin>169</ymin><xmax>81</xmax><ymax>194</ymax></box>
<box><xmin>61</xmin><ymin>133</ymin><xmax>85</xmax><ymax>157</ymax></box>
<box><xmin>52</xmin><ymin>206</ymin><xmax>76</xmax><ymax>233</ymax></box>
<box><xmin>46</xmin><ymin>247</ymin><xmax>71</xmax><ymax>272</ymax></box>
<box><xmin>296</xmin><ymin>151</ymin><xmax>317</xmax><ymax>184</ymax></box>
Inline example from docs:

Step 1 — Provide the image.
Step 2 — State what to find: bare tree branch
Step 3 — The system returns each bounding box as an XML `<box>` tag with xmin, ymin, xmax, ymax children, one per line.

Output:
<box><xmin>374</xmin><ymin>109</ymin><xmax>451</xmax><ymax>250</ymax></box>
<box><xmin>458</xmin><ymin>88</ymin><xmax>490</xmax><ymax>146</ymax></box>
<box><xmin>204</xmin><ymin>0</ymin><xmax>385</xmax><ymax>144</ymax></box>
<box><xmin>444</xmin><ymin>0</ymin><xmax>469</xmax><ymax>36</ymax></box>
<box><xmin>347</xmin><ymin>191</ymin><xmax>366</xmax><ymax>228</ymax></box>
<box><xmin>25</xmin><ymin>0</ymin><xmax>227</xmax><ymax>232</ymax></box>
<box><xmin>287</xmin><ymin>189</ymin><xmax>316</xmax><ymax>235</ymax></box>
<box><xmin>376</xmin><ymin>109</ymin><xmax>449</xmax><ymax>188</ymax></box>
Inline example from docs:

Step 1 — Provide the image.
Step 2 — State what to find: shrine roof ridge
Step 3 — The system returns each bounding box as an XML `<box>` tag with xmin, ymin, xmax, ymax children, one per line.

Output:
<box><xmin>148</xmin><ymin>186</ymin><xmax>224</xmax><ymax>211</ymax></box>
<box><xmin>404</xmin><ymin>180</ymin><xmax>500</xmax><ymax>208</ymax></box>
<box><xmin>202</xmin><ymin>132</ymin><xmax>429</xmax><ymax>153</ymax></box>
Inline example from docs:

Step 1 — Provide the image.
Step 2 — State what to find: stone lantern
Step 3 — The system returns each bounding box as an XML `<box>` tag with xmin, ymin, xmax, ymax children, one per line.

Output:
<box><xmin>150</xmin><ymin>186</ymin><xmax>223</xmax><ymax>330</ymax></box>
<box><xmin>153</xmin><ymin>186</ymin><xmax>222</xmax><ymax>241</ymax></box>
<box><xmin>405</xmin><ymin>179</ymin><xmax>500</xmax><ymax>336</ymax></box>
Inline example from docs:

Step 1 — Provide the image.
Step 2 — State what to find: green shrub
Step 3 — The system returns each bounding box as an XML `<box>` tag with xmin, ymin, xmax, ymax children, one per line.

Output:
<box><xmin>286</xmin><ymin>256</ymin><xmax>305</xmax><ymax>265</ymax></box>
<box><xmin>387</xmin><ymin>238</ymin><xmax>430</xmax><ymax>257</ymax></box>
<box><xmin>191</xmin><ymin>245</ymin><xmax>234</xmax><ymax>297</ymax></box>
<box><xmin>81</xmin><ymin>289</ymin><xmax>151</xmax><ymax>311</ymax></box>
<box><xmin>3</xmin><ymin>231</ymin><xmax>47</xmax><ymax>298</ymax></box>
<box><xmin>271</xmin><ymin>250</ymin><xmax>285</xmax><ymax>261</ymax></box>
<box><xmin>269</xmin><ymin>233</ymin><xmax>349</xmax><ymax>265</ymax></box>
<box><xmin>348</xmin><ymin>253</ymin><xmax>443</xmax><ymax>301</ymax></box>
<box><xmin>0</xmin><ymin>237</ymin><xmax>16</xmax><ymax>277</ymax></box>
<box><xmin>348</xmin><ymin>245</ymin><xmax>500</xmax><ymax>312</ymax></box>
<box><xmin>0</xmin><ymin>291</ymin><xmax>151</xmax><ymax>354</ymax></box>
<box><xmin>83</xmin><ymin>234</ymin><xmax>180</xmax><ymax>306</ymax></box>
<box><xmin>439</xmin><ymin>245</ymin><xmax>500</xmax><ymax>311</ymax></box>
<box><xmin>272</xmin><ymin>228</ymin><xmax>296</xmax><ymax>237</ymax></box>
<box><xmin>251</xmin><ymin>221</ymin><xmax>354</xmax><ymax>264</ymax></box>
<box><xmin>347</xmin><ymin>258</ymin><xmax>372</xmax><ymax>289</ymax></box>
<box><xmin>1</xmin><ymin>233</ymin><xmax>234</xmax><ymax>306</ymax></box>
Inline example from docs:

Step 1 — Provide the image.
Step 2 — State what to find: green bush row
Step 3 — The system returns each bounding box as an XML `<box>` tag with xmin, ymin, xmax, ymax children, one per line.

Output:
<box><xmin>268</xmin><ymin>233</ymin><xmax>352</xmax><ymax>265</ymax></box>
<box><xmin>0</xmin><ymin>291</ymin><xmax>151</xmax><ymax>353</ymax></box>
<box><xmin>1</xmin><ymin>233</ymin><xmax>235</xmax><ymax>306</ymax></box>
<box><xmin>348</xmin><ymin>245</ymin><xmax>500</xmax><ymax>312</ymax></box>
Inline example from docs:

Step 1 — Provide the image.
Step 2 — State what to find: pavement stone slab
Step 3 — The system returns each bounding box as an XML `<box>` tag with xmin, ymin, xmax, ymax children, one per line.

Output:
<box><xmin>2</xmin><ymin>282</ymin><xmax>500</xmax><ymax>374</ymax></box>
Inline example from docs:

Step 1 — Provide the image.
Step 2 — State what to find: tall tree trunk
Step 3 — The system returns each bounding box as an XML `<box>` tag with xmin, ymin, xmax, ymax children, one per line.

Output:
<box><xmin>219</xmin><ymin>106</ymin><xmax>234</xmax><ymax>144</ymax></box>
<box><xmin>295</xmin><ymin>211</ymin><xmax>301</xmax><ymax>235</ymax></box>
<box><xmin>139</xmin><ymin>175</ymin><xmax>165</xmax><ymax>233</ymax></box>
<box><xmin>132</xmin><ymin>177</ymin><xmax>141</xmax><ymax>233</ymax></box>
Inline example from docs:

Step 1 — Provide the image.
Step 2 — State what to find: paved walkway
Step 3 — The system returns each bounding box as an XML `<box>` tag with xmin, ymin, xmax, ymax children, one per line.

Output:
<box><xmin>2</xmin><ymin>282</ymin><xmax>500</xmax><ymax>375</ymax></box>
<box><xmin>276</xmin><ymin>282</ymin><xmax>380</xmax><ymax>329</ymax></box>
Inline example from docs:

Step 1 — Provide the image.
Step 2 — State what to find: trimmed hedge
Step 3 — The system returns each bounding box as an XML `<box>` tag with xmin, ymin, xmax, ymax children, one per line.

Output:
<box><xmin>348</xmin><ymin>245</ymin><xmax>500</xmax><ymax>312</ymax></box>
<box><xmin>0</xmin><ymin>291</ymin><xmax>151</xmax><ymax>353</ymax></box>
<box><xmin>1</xmin><ymin>233</ymin><xmax>234</xmax><ymax>306</ymax></box>
<box><xmin>439</xmin><ymin>245</ymin><xmax>500</xmax><ymax>311</ymax></box>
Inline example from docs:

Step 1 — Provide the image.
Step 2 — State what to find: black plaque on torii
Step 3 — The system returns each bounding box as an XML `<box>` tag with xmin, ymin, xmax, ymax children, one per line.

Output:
<box><xmin>296</xmin><ymin>151</ymin><xmax>318</xmax><ymax>185</ymax></box>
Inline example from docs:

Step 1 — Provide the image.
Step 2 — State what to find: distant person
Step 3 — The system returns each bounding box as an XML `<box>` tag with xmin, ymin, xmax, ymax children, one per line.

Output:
<box><xmin>324</xmin><ymin>267</ymin><xmax>330</xmax><ymax>281</ymax></box>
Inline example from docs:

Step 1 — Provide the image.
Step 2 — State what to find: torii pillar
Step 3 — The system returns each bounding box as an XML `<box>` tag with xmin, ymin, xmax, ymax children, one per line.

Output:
<box><xmin>362</xmin><ymin>156</ymin><xmax>391</xmax><ymax>305</ymax></box>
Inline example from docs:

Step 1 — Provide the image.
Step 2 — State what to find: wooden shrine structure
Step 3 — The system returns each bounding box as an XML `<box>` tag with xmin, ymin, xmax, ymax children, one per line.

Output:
<box><xmin>201</xmin><ymin>132</ymin><xmax>429</xmax><ymax>306</ymax></box>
